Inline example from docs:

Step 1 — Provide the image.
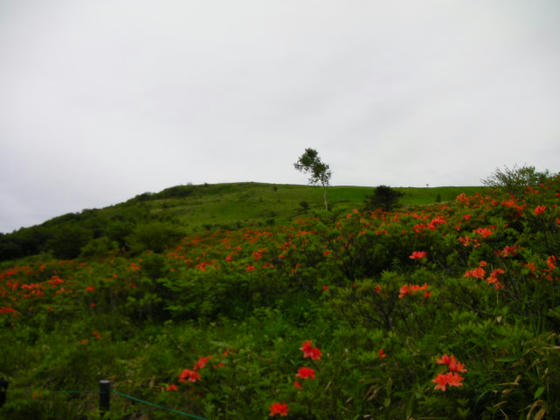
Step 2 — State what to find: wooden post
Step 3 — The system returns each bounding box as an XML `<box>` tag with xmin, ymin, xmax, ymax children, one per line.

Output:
<box><xmin>0</xmin><ymin>378</ymin><xmax>8</xmax><ymax>408</ymax></box>
<box><xmin>99</xmin><ymin>380</ymin><xmax>110</xmax><ymax>417</ymax></box>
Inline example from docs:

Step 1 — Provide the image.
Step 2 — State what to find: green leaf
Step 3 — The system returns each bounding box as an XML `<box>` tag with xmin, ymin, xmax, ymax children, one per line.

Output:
<box><xmin>534</xmin><ymin>386</ymin><xmax>545</xmax><ymax>399</ymax></box>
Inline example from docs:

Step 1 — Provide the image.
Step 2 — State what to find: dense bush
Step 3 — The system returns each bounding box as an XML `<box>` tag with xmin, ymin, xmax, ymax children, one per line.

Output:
<box><xmin>125</xmin><ymin>221</ymin><xmax>184</xmax><ymax>254</ymax></box>
<box><xmin>363</xmin><ymin>185</ymin><xmax>404</xmax><ymax>211</ymax></box>
<box><xmin>482</xmin><ymin>164</ymin><xmax>553</xmax><ymax>194</ymax></box>
<box><xmin>46</xmin><ymin>224</ymin><xmax>93</xmax><ymax>259</ymax></box>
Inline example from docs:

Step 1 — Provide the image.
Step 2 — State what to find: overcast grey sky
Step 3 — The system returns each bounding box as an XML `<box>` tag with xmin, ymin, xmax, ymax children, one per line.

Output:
<box><xmin>1</xmin><ymin>0</ymin><xmax>559</xmax><ymax>233</ymax></box>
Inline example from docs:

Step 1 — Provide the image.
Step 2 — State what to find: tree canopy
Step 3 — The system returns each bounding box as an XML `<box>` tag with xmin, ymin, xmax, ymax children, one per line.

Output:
<box><xmin>294</xmin><ymin>148</ymin><xmax>332</xmax><ymax>210</ymax></box>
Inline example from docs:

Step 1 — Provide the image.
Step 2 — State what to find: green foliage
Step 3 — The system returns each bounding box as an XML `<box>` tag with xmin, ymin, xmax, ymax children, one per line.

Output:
<box><xmin>79</xmin><ymin>237</ymin><xmax>118</xmax><ymax>258</ymax></box>
<box><xmin>364</xmin><ymin>185</ymin><xmax>405</xmax><ymax>211</ymax></box>
<box><xmin>482</xmin><ymin>164</ymin><xmax>553</xmax><ymax>194</ymax></box>
<box><xmin>294</xmin><ymin>148</ymin><xmax>332</xmax><ymax>210</ymax></box>
<box><xmin>299</xmin><ymin>201</ymin><xmax>310</xmax><ymax>213</ymax></box>
<box><xmin>1</xmin><ymin>175</ymin><xmax>559</xmax><ymax>418</ymax></box>
<box><xmin>126</xmin><ymin>222</ymin><xmax>183</xmax><ymax>254</ymax></box>
<box><xmin>0</xmin><ymin>182</ymin><xmax>485</xmax><ymax>263</ymax></box>
<box><xmin>46</xmin><ymin>224</ymin><xmax>93</xmax><ymax>259</ymax></box>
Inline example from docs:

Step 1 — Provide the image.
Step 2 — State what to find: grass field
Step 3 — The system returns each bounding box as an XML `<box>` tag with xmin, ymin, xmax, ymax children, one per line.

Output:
<box><xmin>127</xmin><ymin>182</ymin><xmax>487</xmax><ymax>233</ymax></box>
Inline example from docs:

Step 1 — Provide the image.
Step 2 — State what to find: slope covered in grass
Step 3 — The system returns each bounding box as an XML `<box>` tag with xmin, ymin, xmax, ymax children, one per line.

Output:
<box><xmin>0</xmin><ymin>182</ymin><xmax>484</xmax><ymax>263</ymax></box>
<box><xmin>3</xmin><ymin>179</ymin><xmax>559</xmax><ymax>418</ymax></box>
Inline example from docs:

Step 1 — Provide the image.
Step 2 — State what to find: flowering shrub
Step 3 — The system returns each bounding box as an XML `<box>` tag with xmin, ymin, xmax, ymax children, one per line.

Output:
<box><xmin>0</xmin><ymin>175</ymin><xmax>559</xmax><ymax>418</ymax></box>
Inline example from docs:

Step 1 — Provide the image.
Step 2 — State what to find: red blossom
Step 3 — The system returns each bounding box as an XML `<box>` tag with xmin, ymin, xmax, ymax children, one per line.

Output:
<box><xmin>409</xmin><ymin>251</ymin><xmax>427</xmax><ymax>260</ymax></box>
<box><xmin>464</xmin><ymin>266</ymin><xmax>486</xmax><ymax>279</ymax></box>
<box><xmin>496</xmin><ymin>245</ymin><xmax>521</xmax><ymax>257</ymax></box>
<box><xmin>399</xmin><ymin>284</ymin><xmax>409</xmax><ymax>298</ymax></box>
<box><xmin>300</xmin><ymin>340</ymin><xmax>322</xmax><ymax>360</ymax></box>
<box><xmin>399</xmin><ymin>283</ymin><xmax>429</xmax><ymax>298</ymax></box>
<box><xmin>193</xmin><ymin>356</ymin><xmax>212</xmax><ymax>371</ymax></box>
<box><xmin>534</xmin><ymin>205</ymin><xmax>546</xmax><ymax>215</ymax></box>
<box><xmin>178</xmin><ymin>368</ymin><xmax>201</xmax><ymax>383</ymax></box>
<box><xmin>436</xmin><ymin>354</ymin><xmax>467</xmax><ymax>372</ymax></box>
<box><xmin>379</xmin><ymin>349</ymin><xmax>386</xmax><ymax>359</ymax></box>
<box><xmin>296</xmin><ymin>367</ymin><xmax>316</xmax><ymax>379</ymax></box>
<box><xmin>474</xmin><ymin>227</ymin><xmax>493</xmax><ymax>238</ymax></box>
<box><xmin>486</xmin><ymin>269</ymin><xmax>505</xmax><ymax>289</ymax></box>
<box><xmin>432</xmin><ymin>372</ymin><xmax>464</xmax><ymax>391</ymax></box>
<box><xmin>436</xmin><ymin>354</ymin><xmax>451</xmax><ymax>365</ymax></box>
<box><xmin>546</xmin><ymin>255</ymin><xmax>557</xmax><ymax>270</ymax></box>
<box><xmin>269</xmin><ymin>402</ymin><xmax>289</xmax><ymax>417</ymax></box>
<box><xmin>166</xmin><ymin>384</ymin><xmax>178</xmax><ymax>391</ymax></box>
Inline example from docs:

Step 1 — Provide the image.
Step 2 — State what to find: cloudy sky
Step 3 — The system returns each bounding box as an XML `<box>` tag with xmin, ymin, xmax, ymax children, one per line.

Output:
<box><xmin>1</xmin><ymin>0</ymin><xmax>559</xmax><ymax>233</ymax></box>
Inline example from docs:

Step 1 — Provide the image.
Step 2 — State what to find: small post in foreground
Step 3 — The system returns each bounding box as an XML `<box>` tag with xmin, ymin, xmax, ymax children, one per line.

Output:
<box><xmin>0</xmin><ymin>378</ymin><xmax>8</xmax><ymax>408</ymax></box>
<box><xmin>99</xmin><ymin>379</ymin><xmax>111</xmax><ymax>417</ymax></box>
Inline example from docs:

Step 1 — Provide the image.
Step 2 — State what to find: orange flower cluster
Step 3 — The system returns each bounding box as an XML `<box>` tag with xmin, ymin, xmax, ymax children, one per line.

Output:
<box><xmin>399</xmin><ymin>283</ymin><xmax>431</xmax><ymax>299</ymax></box>
<box><xmin>496</xmin><ymin>245</ymin><xmax>521</xmax><ymax>258</ymax></box>
<box><xmin>269</xmin><ymin>402</ymin><xmax>289</xmax><ymax>417</ymax></box>
<box><xmin>300</xmin><ymin>340</ymin><xmax>322</xmax><ymax>360</ymax></box>
<box><xmin>409</xmin><ymin>251</ymin><xmax>427</xmax><ymax>260</ymax></box>
<box><xmin>175</xmin><ymin>350</ymin><xmax>230</xmax><ymax>388</ymax></box>
<box><xmin>534</xmin><ymin>205</ymin><xmax>546</xmax><ymax>215</ymax></box>
<box><xmin>464</xmin><ymin>261</ymin><xmax>506</xmax><ymax>289</ymax></box>
<box><xmin>464</xmin><ymin>261</ymin><xmax>487</xmax><ymax>279</ymax></box>
<box><xmin>432</xmin><ymin>354</ymin><xmax>467</xmax><ymax>391</ymax></box>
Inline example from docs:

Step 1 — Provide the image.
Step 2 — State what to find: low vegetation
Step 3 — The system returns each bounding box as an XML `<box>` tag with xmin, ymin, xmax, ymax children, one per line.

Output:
<box><xmin>1</xmin><ymin>172</ymin><xmax>558</xmax><ymax>419</ymax></box>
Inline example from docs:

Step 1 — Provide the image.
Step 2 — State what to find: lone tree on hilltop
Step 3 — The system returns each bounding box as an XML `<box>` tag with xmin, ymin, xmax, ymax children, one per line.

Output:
<box><xmin>294</xmin><ymin>148</ymin><xmax>332</xmax><ymax>210</ymax></box>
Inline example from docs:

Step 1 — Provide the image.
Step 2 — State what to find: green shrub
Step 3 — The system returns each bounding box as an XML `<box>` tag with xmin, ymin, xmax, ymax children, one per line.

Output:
<box><xmin>126</xmin><ymin>222</ymin><xmax>183</xmax><ymax>254</ymax></box>
<box><xmin>364</xmin><ymin>185</ymin><xmax>404</xmax><ymax>211</ymax></box>
<box><xmin>46</xmin><ymin>224</ymin><xmax>93</xmax><ymax>259</ymax></box>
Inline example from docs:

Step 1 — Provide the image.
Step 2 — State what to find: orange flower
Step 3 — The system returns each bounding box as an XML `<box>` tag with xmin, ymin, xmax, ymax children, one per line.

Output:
<box><xmin>300</xmin><ymin>340</ymin><xmax>322</xmax><ymax>360</ymax></box>
<box><xmin>409</xmin><ymin>251</ymin><xmax>427</xmax><ymax>260</ymax></box>
<box><xmin>296</xmin><ymin>367</ymin><xmax>316</xmax><ymax>379</ymax></box>
<box><xmin>269</xmin><ymin>402</ymin><xmax>289</xmax><ymax>417</ymax></box>
<box><xmin>432</xmin><ymin>372</ymin><xmax>449</xmax><ymax>391</ymax></box>
<box><xmin>432</xmin><ymin>372</ymin><xmax>464</xmax><ymax>391</ymax></box>
<box><xmin>178</xmin><ymin>369</ymin><xmax>201</xmax><ymax>383</ymax></box>
<box><xmin>464</xmin><ymin>267</ymin><xmax>486</xmax><ymax>279</ymax></box>
<box><xmin>399</xmin><ymin>284</ymin><xmax>409</xmax><ymax>298</ymax></box>
<box><xmin>474</xmin><ymin>227</ymin><xmax>493</xmax><ymax>238</ymax></box>
<box><xmin>534</xmin><ymin>205</ymin><xmax>546</xmax><ymax>215</ymax></box>
<box><xmin>436</xmin><ymin>354</ymin><xmax>451</xmax><ymax>365</ymax></box>
<box><xmin>193</xmin><ymin>356</ymin><xmax>212</xmax><ymax>371</ymax></box>
<box><xmin>437</xmin><ymin>354</ymin><xmax>467</xmax><ymax>372</ymax></box>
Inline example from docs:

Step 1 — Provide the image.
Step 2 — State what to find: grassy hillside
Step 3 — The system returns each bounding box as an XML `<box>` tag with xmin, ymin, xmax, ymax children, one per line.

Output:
<box><xmin>0</xmin><ymin>183</ymin><xmax>485</xmax><ymax>264</ymax></box>
<box><xmin>126</xmin><ymin>183</ymin><xmax>484</xmax><ymax>230</ymax></box>
<box><xmin>9</xmin><ymin>180</ymin><xmax>560</xmax><ymax>419</ymax></box>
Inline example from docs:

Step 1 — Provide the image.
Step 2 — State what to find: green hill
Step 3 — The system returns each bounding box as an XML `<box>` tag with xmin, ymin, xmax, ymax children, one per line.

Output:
<box><xmin>1</xmin><ymin>175</ymin><xmax>559</xmax><ymax>419</ymax></box>
<box><xmin>0</xmin><ymin>182</ymin><xmax>484</xmax><ymax>263</ymax></box>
